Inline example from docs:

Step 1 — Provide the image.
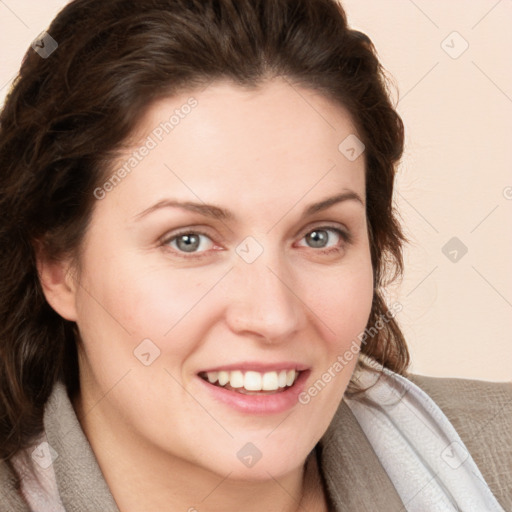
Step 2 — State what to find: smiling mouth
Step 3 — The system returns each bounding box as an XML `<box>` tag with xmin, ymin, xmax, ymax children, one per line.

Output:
<box><xmin>198</xmin><ymin>369</ymin><xmax>301</xmax><ymax>395</ymax></box>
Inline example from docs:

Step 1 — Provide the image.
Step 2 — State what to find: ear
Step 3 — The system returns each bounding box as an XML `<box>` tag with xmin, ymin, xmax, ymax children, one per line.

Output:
<box><xmin>34</xmin><ymin>242</ymin><xmax>79</xmax><ymax>322</ymax></box>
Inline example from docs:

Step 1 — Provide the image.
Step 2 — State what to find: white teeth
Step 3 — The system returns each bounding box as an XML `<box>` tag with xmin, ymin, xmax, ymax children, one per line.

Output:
<box><xmin>218</xmin><ymin>371</ymin><xmax>229</xmax><ymax>386</ymax></box>
<box><xmin>203</xmin><ymin>369</ymin><xmax>299</xmax><ymax>392</ymax></box>
<box><xmin>244</xmin><ymin>371</ymin><xmax>262</xmax><ymax>391</ymax></box>
<box><xmin>262</xmin><ymin>371</ymin><xmax>279</xmax><ymax>391</ymax></box>
<box><xmin>230</xmin><ymin>370</ymin><xmax>244</xmax><ymax>388</ymax></box>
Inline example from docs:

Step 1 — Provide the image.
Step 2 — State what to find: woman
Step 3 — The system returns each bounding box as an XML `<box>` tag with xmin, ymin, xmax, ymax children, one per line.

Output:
<box><xmin>0</xmin><ymin>0</ymin><xmax>510</xmax><ymax>510</ymax></box>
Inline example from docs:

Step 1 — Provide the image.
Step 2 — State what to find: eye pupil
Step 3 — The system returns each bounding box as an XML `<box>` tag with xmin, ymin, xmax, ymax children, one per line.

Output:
<box><xmin>177</xmin><ymin>234</ymin><xmax>200</xmax><ymax>252</ymax></box>
<box><xmin>168</xmin><ymin>227</ymin><xmax>343</xmax><ymax>257</ymax></box>
<box><xmin>307</xmin><ymin>230</ymin><xmax>328</xmax><ymax>248</ymax></box>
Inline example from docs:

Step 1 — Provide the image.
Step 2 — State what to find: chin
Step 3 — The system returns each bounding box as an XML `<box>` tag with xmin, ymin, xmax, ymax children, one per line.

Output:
<box><xmin>196</xmin><ymin>435</ymin><xmax>312</xmax><ymax>482</ymax></box>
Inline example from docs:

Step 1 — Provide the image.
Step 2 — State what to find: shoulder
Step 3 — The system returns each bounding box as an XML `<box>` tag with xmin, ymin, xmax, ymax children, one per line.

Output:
<box><xmin>408</xmin><ymin>373</ymin><xmax>512</xmax><ymax>510</ymax></box>
<box><xmin>408</xmin><ymin>373</ymin><xmax>512</xmax><ymax>433</ymax></box>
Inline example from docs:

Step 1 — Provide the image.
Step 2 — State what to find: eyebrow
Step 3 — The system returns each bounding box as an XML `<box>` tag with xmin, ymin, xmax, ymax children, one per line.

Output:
<box><xmin>133</xmin><ymin>190</ymin><xmax>364</xmax><ymax>222</ymax></box>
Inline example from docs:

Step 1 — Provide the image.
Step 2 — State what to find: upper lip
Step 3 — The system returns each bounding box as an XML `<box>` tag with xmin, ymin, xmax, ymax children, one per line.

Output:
<box><xmin>198</xmin><ymin>361</ymin><xmax>310</xmax><ymax>373</ymax></box>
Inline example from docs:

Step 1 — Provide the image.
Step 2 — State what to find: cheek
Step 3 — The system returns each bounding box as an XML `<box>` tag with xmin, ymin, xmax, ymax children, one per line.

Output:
<box><xmin>115</xmin><ymin>265</ymin><xmax>220</xmax><ymax>345</ymax></box>
<box><xmin>76</xmin><ymin>230</ymin><xmax>184</xmax><ymax>329</ymax></box>
<box><xmin>308</xmin><ymin>257</ymin><xmax>374</xmax><ymax>353</ymax></box>
<box><xmin>293</xmin><ymin>259</ymin><xmax>374</xmax><ymax>437</ymax></box>
<box><xmin>74</xmin><ymin>252</ymin><xmax>217</xmax><ymax>370</ymax></box>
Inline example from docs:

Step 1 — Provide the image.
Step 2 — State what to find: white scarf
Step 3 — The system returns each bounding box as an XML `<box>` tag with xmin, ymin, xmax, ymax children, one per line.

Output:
<box><xmin>345</xmin><ymin>356</ymin><xmax>505</xmax><ymax>511</ymax></box>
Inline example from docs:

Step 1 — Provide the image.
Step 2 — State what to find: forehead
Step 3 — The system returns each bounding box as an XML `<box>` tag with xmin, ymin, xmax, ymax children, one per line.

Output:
<box><xmin>106</xmin><ymin>78</ymin><xmax>366</xmax><ymax>217</ymax></box>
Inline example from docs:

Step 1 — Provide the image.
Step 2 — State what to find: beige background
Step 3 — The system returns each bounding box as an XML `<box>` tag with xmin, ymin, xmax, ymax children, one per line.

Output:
<box><xmin>1</xmin><ymin>1</ymin><xmax>510</xmax><ymax>382</ymax></box>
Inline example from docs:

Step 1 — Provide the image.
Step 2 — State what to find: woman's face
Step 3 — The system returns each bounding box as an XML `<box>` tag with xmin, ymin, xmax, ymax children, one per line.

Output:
<box><xmin>62</xmin><ymin>78</ymin><xmax>373</xmax><ymax>480</ymax></box>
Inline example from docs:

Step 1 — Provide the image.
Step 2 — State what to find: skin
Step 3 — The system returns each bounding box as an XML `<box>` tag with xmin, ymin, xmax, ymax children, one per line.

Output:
<box><xmin>37</xmin><ymin>78</ymin><xmax>374</xmax><ymax>512</ymax></box>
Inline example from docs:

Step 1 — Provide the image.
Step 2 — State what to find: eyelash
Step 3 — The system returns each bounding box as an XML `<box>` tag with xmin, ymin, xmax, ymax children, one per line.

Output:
<box><xmin>161</xmin><ymin>225</ymin><xmax>352</xmax><ymax>260</ymax></box>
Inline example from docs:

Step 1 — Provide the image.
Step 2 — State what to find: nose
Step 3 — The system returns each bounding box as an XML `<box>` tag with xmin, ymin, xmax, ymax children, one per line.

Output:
<box><xmin>224</xmin><ymin>251</ymin><xmax>304</xmax><ymax>344</ymax></box>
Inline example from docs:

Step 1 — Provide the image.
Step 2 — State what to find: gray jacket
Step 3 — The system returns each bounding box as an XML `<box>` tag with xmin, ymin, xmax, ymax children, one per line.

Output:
<box><xmin>1</xmin><ymin>374</ymin><xmax>511</xmax><ymax>511</ymax></box>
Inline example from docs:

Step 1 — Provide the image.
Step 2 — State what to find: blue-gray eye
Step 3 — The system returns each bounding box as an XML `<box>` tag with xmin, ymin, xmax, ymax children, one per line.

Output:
<box><xmin>168</xmin><ymin>232</ymin><xmax>213</xmax><ymax>253</ymax></box>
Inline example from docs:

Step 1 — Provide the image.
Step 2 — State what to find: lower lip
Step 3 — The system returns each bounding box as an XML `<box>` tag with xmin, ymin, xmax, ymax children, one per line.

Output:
<box><xmin>197</xmin><ymin>370</ymin><xmax>310</xmax><ymax>415</ymax></box>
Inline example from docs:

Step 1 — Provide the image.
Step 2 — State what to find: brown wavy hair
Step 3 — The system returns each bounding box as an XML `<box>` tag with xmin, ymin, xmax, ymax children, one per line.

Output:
<box><xmin>0</xmin><ymin>0</ymin><xmax>408</xmax><ymax>462</ymax></box>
